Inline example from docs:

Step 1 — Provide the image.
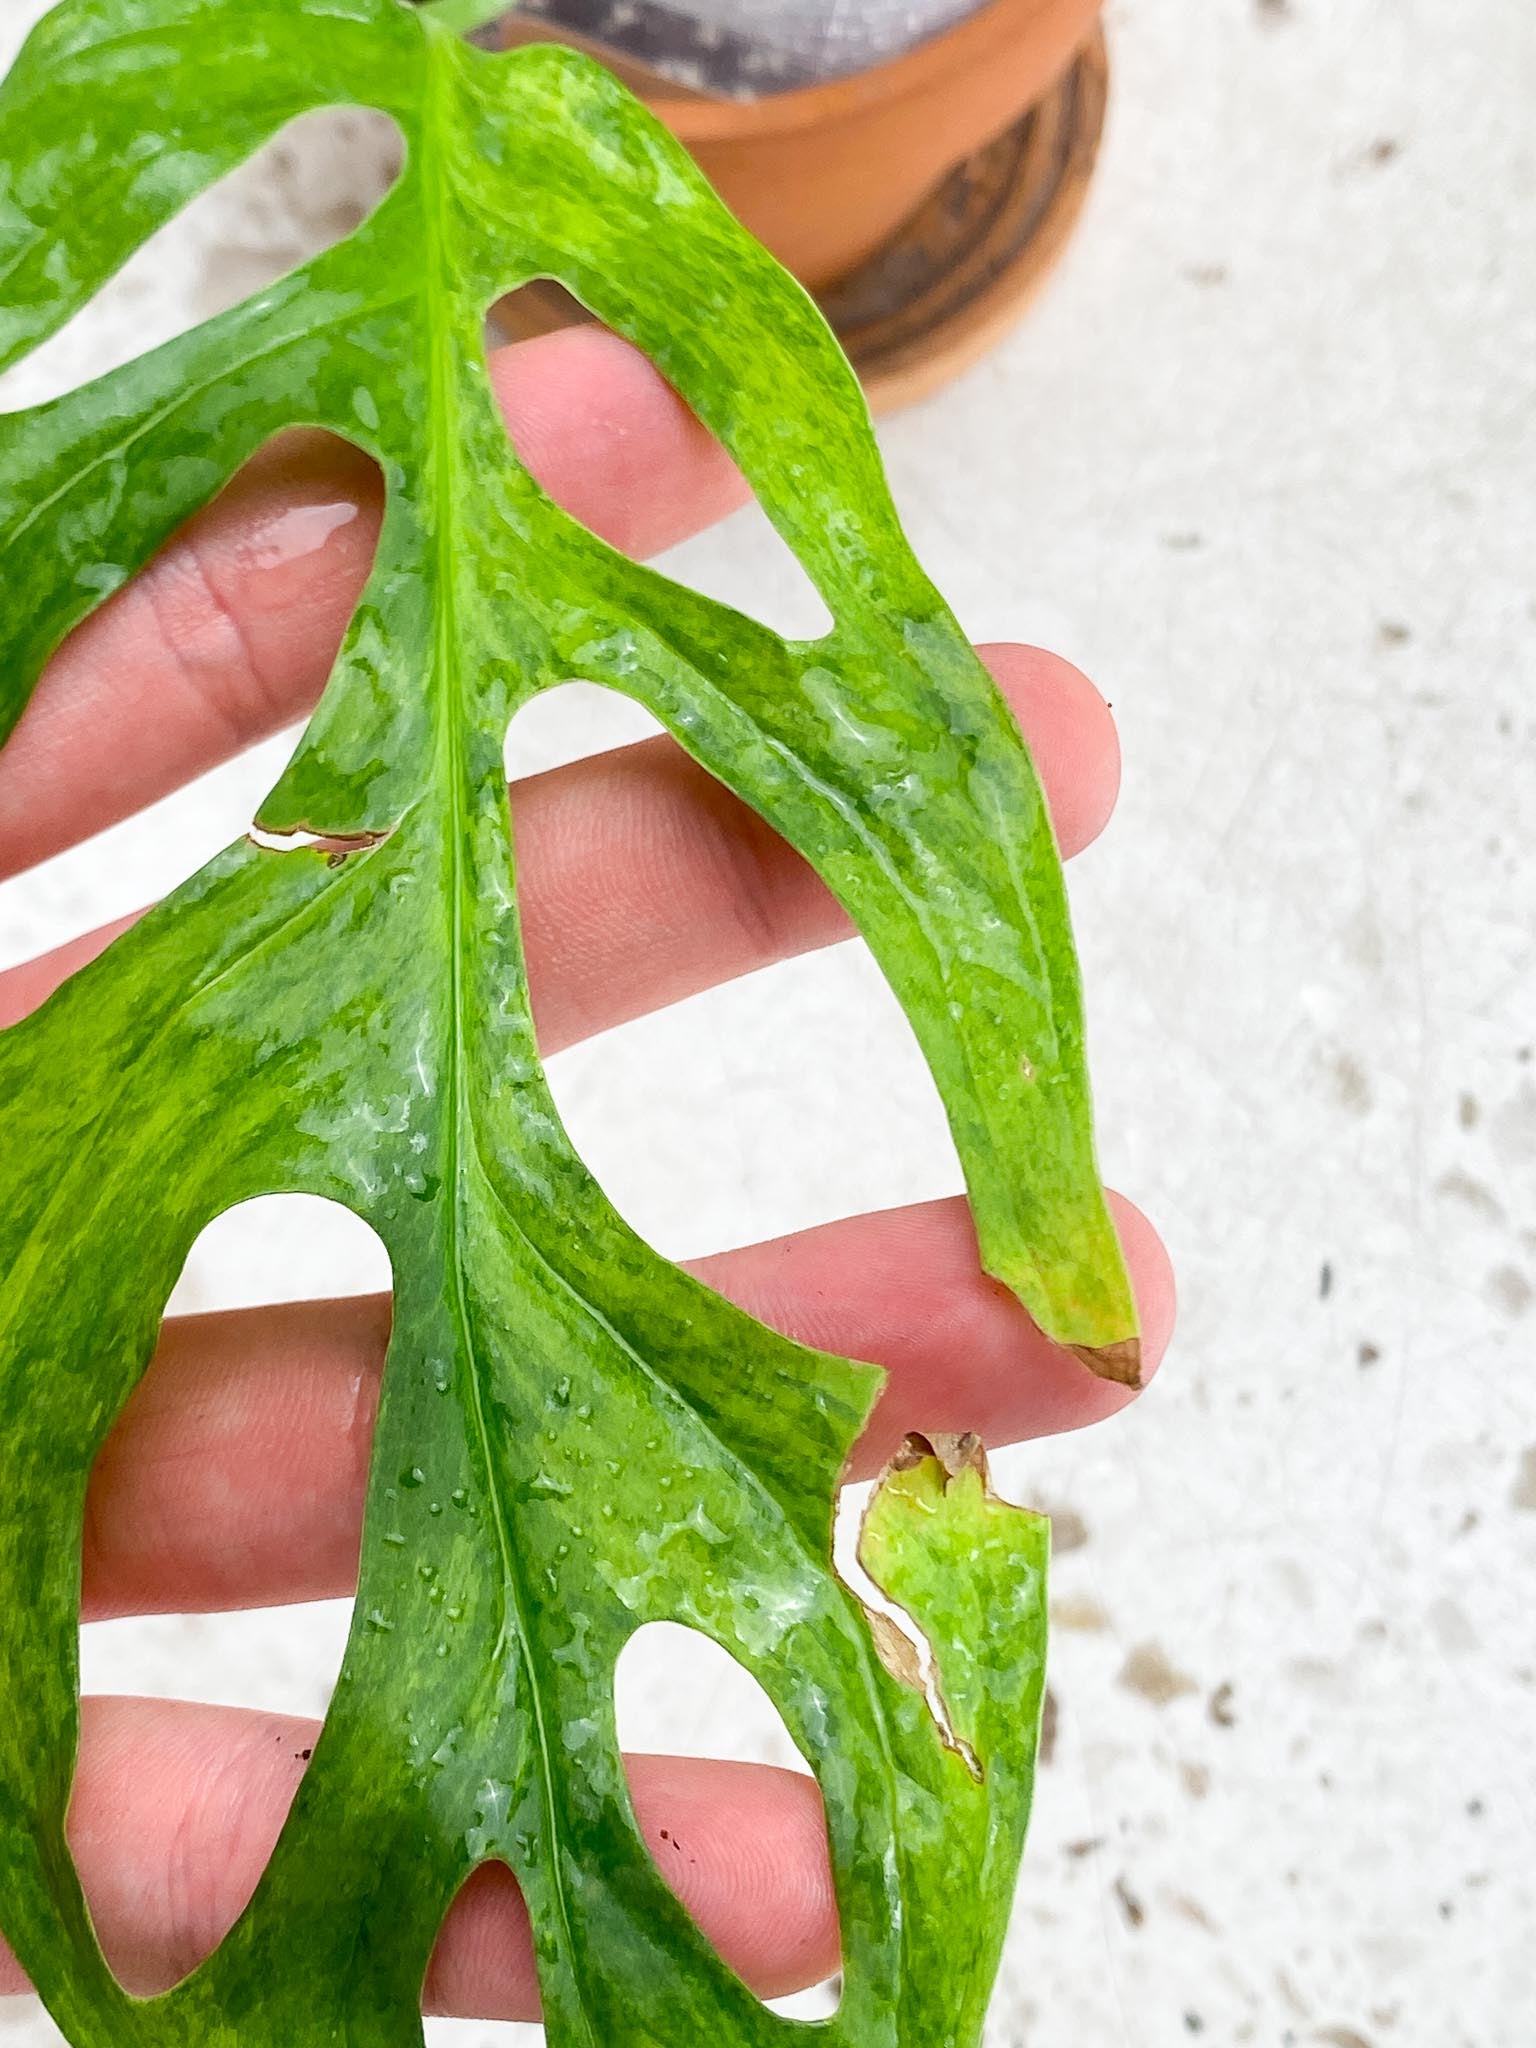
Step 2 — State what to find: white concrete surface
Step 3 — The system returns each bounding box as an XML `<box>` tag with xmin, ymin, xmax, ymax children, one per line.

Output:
<box><xmin>1</xmin><ymin>1</ymin><xmax>1533</xmax><ymax>2044</ymax></box>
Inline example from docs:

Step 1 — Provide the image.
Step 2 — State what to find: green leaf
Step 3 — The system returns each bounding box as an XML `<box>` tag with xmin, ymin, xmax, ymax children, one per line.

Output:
<box><xmin>0</xmin><ymin>2</ymin><xmax>1135</xmax><ymax>2042</ymax></box>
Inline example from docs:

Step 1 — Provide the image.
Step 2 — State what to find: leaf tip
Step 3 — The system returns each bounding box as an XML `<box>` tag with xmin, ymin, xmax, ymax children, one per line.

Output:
<box><xmin>1067</xmin><ymin>1335</ymin><xmax>1143</xmax><ymax>1389</ymax></box>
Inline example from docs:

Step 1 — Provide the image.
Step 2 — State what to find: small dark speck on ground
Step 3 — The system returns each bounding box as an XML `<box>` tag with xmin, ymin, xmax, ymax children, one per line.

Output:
<box><xmin>1185</xmin><ymin>262</ymin><xmax>1230</xmax><ymax>287</ymax></box>
<box><xmin>1113</xmin><ymin>1876</ymin><xmax>1146</xmax><ymax>1929</ymax></box>
<box><xmin>1052</xmin><ymin>1593</ymin><xmax>1110</xmax><ymax>1632</ymax></box>
<box><xmin>1510</xmin><ymin>1446</ymin><xmax>1536</xmax><ymax>1512</ymax></box>
<box><xmin>1120</xmin><ymin>1642</ymin><xmax>1199</xmax><ymax>1707</ymax></box>
<box><xmin>1209</xmin><ymin>1682</ymin><xmax>1238</xmax><ymax>1728</ymax></box>
<box><xmin>1048</xmin><ymin>1507</ymin><xmax>1089</xmax><ymax>1552</ymax></box>
<box><xmin>1488</xmin><ymin>1266</ymin><xmax>1533</xmax><ymax>1317</ymax></box>
<box><xmin>1436</xmin><ymin>1168</ymin><xmax>1503</xmax><ymax>1221</ymax></box>
<box><xmin>1065</xmin><ymin>1836</ymin><xmax>1104</xmax><ymax>1858</ymax></box>
<box><xmin>1185</xmin><ymin>2015</ymin><xmax>1206</xmax><ymax>2035</ymax></box>
<box><xmin>1319</xmin><ymin>1261</ymin><xmax>1334</xmax><ymax>1299</ymax></box>
<box><xmin>1255</xmin><ymin>0</ymin><xmax>1294</xmax><ymax>19</ymax></box>
<box><xmin>1378</xmin><ymin>619</ymin><xmax>1411</xmax><ymax>647</ymax></box>
<box><xmin>1162</xmin><ymin>531</ymin><xmax>1204</xmax><ymax>552</ymax></box>
<box><xmin>1357</xmin><ymin>1341</ymin><xmax>1381</xmax><ymax>1367</ymax></box>
<box><xmin>1039</xmin><ymin>1686</ymin><xmax>1059</xmax><ymax>1765</ymax></box>
<box><xmin>1367</xmin><ymin>137</ymin><xmax>1402</xmax><ymax>165</ymax></box>
<box><xmin>297</xmin><ymin>1747</ymin><xmax>313</xmax><ymax>1762</ymax></box>
<box><xmin>1331</xmin><ymin>1053</ymin><xmax>1372</xmax><ymax>1114</ymax></box>
<box><xmin>1458</xmin><ymin>1091</ymin><xmax>1480</xmax><ymax>1128</ymax></box>
<box><xmin>1170</xmin><ymin>1893</ymin><xmax>1217</xmax><ymax>1932</ymax></box>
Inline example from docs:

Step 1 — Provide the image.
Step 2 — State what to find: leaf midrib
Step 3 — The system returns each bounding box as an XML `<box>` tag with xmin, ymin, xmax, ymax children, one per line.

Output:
<box><xmin>418</xmin><ymin>30</ymin><xmax>599</xmax><ymax>2041</ymax></box>
<box><xmin>411</xmin><ymin>39</ymin><xmax>916</xmax><ymax>2024</ymax></box>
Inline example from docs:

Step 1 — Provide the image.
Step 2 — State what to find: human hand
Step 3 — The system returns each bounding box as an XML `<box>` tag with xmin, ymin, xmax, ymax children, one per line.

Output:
<box><xmin>0</xmin><ymin>327</ymin><xmax>1174</xmax><ymax>2020</ymax></box>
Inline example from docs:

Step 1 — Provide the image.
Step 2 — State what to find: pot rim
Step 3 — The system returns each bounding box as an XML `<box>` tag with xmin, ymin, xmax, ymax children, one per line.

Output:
<box><xmin>649</xmin><ymin>0</ymin><xmax>1100</xmax><ymax>142</ymax></box>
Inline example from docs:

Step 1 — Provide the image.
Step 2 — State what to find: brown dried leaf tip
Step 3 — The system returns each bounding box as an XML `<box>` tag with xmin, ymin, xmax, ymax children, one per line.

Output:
<box><xmin>1068</xmin><ymin>1336</ymin><xmax>1144</xmax><ymax>1389</ymax></box>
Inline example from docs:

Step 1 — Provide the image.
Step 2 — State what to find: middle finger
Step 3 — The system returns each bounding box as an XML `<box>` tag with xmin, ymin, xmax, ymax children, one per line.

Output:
<box><xmin>81</xmin><ymin>1190</ymin><xmax>1173</xmax><ymax>1621</ymax></box>
<box><xmin>1</xmin><ymin>641</ymin><xmax>1120</xmax><ymax>1051</ymax></box>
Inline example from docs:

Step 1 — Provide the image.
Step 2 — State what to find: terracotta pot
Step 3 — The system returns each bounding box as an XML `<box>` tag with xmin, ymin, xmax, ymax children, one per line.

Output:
<box><xmin>652</xmin><ymin>0</ymin><xmax>1101</xmax><ymax>291</ymax></box>
<box><xmin>498</xmin><ymin>0</ymin><xmax>1100</xmax><ymax>288</ymax></box>
<box><xmin>493</xmin><ymin>0</ymin><xmax>1109</xmax><ymax>407</ymax></box>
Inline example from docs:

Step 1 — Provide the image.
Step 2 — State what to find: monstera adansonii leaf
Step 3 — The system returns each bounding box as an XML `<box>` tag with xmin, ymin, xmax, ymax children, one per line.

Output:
<box><xmin>0</xmin><ymin>1</ymin><xmax>1139</xmax><ymax>2041</ymax></box>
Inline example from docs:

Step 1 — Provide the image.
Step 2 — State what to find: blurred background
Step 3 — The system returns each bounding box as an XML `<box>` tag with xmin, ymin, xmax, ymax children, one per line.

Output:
<box><xmin>0</xmin><ymin>0</ymin><xmax>1532</xmax><ymax>2042</ymax></box>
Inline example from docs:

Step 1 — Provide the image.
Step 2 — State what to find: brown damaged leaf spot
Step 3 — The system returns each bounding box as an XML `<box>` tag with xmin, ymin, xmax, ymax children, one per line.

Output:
<box><xmin>863</xmin><ymin>1608</ymin><xmax>925</xmax><ymax>1696</ymax></box>
<box><xmin>247</xmin><ymin>825</ymin><xmax>398</xmax><ymax>872</ymax></box>
<box><xmin>246</xmin><ymin>822</ymin><xmax>396</xmax><ymax>863</ymax></box>
<box><xmin>850</xmin><ymin>1430</ymin><xmax>1007</xmax><ymax>1783</ymax></box>
<box><xmin>889</xmin><ymin>1428</ymin><xmax>987</xmax><ymax>1484</ymax></box>
<box><xmin>1068</xmin><ymin>1334</ymin><xmax>1143</xmax><ymax>1388</ymax></box>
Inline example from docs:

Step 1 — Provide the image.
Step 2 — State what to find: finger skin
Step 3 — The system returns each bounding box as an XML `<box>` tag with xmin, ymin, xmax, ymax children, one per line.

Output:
<box><xmin>79</xmin><ymin>1191</ymin><xmax>1172</xmax><ymax>1623</ymax></box>
<box><xmin>0</xmin><ymin>1699</ymin><xmax>837</xmax><ymax>2017</ymax></box>
<box><xmin>693</xmin><ymin>1188</ymin><xmax>1174</xmax><ymax>1473</ymax></box>
<box><xmin>515</xmin><ymin>640</ymin><xmax>1118</xmax><ymax>1054</ymax></box>
<box><xmin>0</xmin><ymin>914</ymin><xmax>139</xmax><ymax>1031</ymax></box>
<box><xmin>0</xmin><ymin>643</ymin><xmax>1119</xmax><ymax>1052</ymax></box>
<box><xmin>0</xmin><ymin>328</ymin><xmax>747</xmax><ymax>881</ymax></box>
<box><xmin>7</xmin><ymin>619</ymin><xmax>1159</xmax><ymax>1617</ymax></box>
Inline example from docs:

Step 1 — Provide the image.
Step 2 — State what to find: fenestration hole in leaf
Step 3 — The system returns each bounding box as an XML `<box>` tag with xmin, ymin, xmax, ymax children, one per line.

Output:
<box><xmin>651</xmin><ymin>489</ymin><xmax>837</xmax><ymax>643</ymax></box>
<box><xmin>501</xmin><ymin>687</ymin><xmax>962</xmax><ymax>1294</ymax></box>
<box><xmin>0</xmin><ymin>411</ymin><xmax>388</xmax><ymax>972</ymax></box>
<box><xmin>71</xmin><ymin>1195</ymin><xmax>390</xmax><ymax>1994</ymax></box>
<box><xmin>535</xmin><ymin>919</ymin><xmax>959</xmax><ymax>1261</ymax></box>
<box><xmin>0</xmin><ymin>108</ymin><xmax>403</xmax><ymax>415</ymax></box>
<box><xmin>418</xmin><ymin>1861</ymin><xmax>544</xmax><ymax>2035</ymax></box>
<box><xmin>168</xmin><ymin>1190</ymin><xmax>393</xmax><ymax>1313</ymax></box>
<box><xmin>614</xmin><ymin>1623</ymin><xmax>843</xmax><ymax>2015</ymax></box>
<box><xmin>504</xmin><ymin>675</ymin><xmax>663</xmax><ymax>782</ymax></box>
<box><xmin>493</xmin><ymin>327</ymin><xmax>834</xmax><ymax>642</ymax></box>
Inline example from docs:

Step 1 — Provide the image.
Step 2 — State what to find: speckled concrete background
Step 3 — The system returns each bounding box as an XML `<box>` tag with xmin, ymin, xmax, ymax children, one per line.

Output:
<box><xmin>1</xmin><ymin>1</ymin><xmax>1532</xmax><ymax>2044</ymax></box>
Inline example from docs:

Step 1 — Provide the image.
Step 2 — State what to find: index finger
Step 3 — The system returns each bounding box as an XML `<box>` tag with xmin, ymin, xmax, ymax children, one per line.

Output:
<box><xmin>0</xmin><ymin>326</ymin><xmax>746</xmax><ymax>881</ymax></box>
